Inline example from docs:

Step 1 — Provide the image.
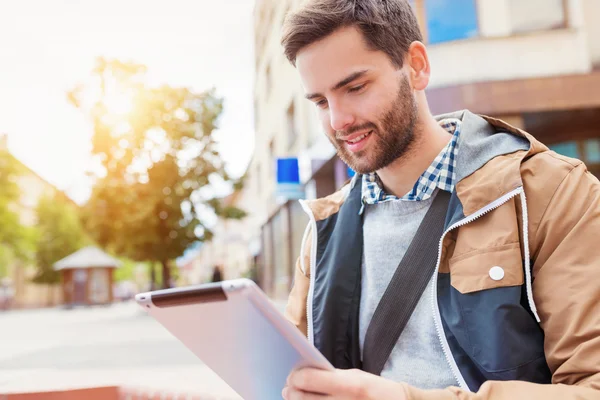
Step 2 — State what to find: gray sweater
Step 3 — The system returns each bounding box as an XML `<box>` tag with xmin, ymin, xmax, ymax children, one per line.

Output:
<box><xmin>359</xmin><ymin>189</ymin><xmax>458</xmax><ymax>389</ymax></box>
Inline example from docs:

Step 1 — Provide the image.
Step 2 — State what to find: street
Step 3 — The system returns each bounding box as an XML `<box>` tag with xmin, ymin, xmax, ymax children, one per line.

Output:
<box><xmin>0</xmin><ymin>301</ymin><xmax>249</xmax><ymax>398</ymax></box>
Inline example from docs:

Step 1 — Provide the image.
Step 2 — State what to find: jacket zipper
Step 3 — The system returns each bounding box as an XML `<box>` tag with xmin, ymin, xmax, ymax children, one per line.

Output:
<box><xmin>299</xmin><ymin>199</ymin><xmax>318</xmax><ymax>344</ymax></box>
<box><xmin>430</xmin><ymin>187</ymin><xmax>525</xmax><ymax>391</ymax></box>
<box><xmin>298</xmin><ymin>180</ymin><xmax>355</xmax><ymax>344</ymax></box>
<box><xmin>300</xmin><ymin>185</ymin><xmax>536</xmax><ymax>389</ymax></box>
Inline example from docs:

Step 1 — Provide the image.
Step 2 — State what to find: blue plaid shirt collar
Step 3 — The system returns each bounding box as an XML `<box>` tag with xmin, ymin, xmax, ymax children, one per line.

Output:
<box><xmin>361</xmin><ymin>118</ymin><xmax>461</xmax><ymax>206</ymax></box>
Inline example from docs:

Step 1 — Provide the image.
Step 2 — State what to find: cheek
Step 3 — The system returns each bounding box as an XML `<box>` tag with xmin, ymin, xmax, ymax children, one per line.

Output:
<box><xmin>360</xmin><ymin>90</ymin><xmax>389</xmax><ymax>122</ymax></box>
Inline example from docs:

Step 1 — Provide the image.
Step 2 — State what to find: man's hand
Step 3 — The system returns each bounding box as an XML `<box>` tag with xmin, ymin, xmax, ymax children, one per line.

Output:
<box><xmin>282</xmin><ymin>367</ymin><xmax>408</xmax><ymax>399</ymax></box>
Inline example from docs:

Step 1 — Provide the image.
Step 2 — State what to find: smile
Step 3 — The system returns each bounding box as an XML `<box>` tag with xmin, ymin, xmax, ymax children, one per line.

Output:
<box><xmin>346</xmin><ymin>130</ymin><xmax>372</xmax><ymax>144</ymax></box>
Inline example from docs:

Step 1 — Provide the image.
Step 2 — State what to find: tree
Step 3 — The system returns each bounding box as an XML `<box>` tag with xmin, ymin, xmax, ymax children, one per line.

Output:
<box><xmin>113</xmin><ymin>258</ymin><xmax>137</xmax><ymax>282</ymax></box>
<box><xmin>69</xmin><ymin>58</ymin><xmax>246</xmax><ymax>289</ymax></box>
<box><xmin>0</xmin><ymin>148</ymin><xmax>35</xmax><ymax>275</ymax></box>
<box><xmin>33</xmin><ymin>194</ymin><xmax>89</xmax><ymax>284</ymax></box>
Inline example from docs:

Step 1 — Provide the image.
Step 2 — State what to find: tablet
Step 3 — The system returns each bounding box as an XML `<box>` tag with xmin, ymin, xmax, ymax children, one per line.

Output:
<box><xmin>135</xmin><ymin>278</ymin><xmax>333</xmax><ymax>399</ymax></box>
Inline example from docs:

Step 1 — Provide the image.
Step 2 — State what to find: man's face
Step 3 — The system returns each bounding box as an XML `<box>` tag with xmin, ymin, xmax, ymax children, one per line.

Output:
<box><xmin>296</xmin><ymin>26</ymin><xmax>418</xmax><ymax>174</ymax></box>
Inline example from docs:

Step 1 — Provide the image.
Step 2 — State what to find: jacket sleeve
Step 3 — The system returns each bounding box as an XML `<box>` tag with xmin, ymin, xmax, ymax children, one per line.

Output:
<box><xmin>284</xmin><ymin>224</ymin><xmax>312</xmax><ymax>336</ymax></box>
<box><xmin>402</xmin><ymin>158</ymin><xmax>600</xmax><ymax>400</ymax></box>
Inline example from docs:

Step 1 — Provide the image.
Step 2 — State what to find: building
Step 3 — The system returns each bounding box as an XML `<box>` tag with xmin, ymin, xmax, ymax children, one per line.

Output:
<box><xmin>419</xmin><ymin>0</ymin><xmax>600</xmax><ymax>169</ymax></box>
<box><xmin>179</xmin><ymin>188</ymin><xmax>260</xmax><ymax>286</ymax></box>
<box><xmin>247</xmin><ymin>0</ymin><xmax>600</xmax><ymax>299</ymax></box>
<box><xmin>54</xmin><ymin>246</ymin><xmax>120</xmax><ymax>306</ymax></box>
<box><xmin>249</xmin><ymin>0</ymin><xmax>348</xmax><ymax>299</ymax></box>
<box><xmin>0</xmin><ymin>134</ymin><xmax>75</xmax><ymax>307</ymax></box>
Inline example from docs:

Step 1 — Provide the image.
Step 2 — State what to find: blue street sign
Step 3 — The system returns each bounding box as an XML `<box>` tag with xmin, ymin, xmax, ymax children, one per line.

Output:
<box><xmin>277</xmin><ymin>158</ymin><xmax>300</xmax><ymax>183</ymax></box>
<box><xmin>276</xmin><ymin>158</ymin><xmax>304</xmax><ymax>199</ymax></box>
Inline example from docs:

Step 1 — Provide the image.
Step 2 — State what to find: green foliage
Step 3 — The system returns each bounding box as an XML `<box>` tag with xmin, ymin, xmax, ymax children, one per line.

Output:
<box><xmin>0</xmin><ymin>149</ymin><xmax>35</xmax><ymax>265</ymax></box>
<box><xmin>113</xmin><ymin>258</ymin><xmax>137</xmax><ymax>282</ymax></box>
<box><xmin>69</xmin><ymin>57</ymin><xmax>246</xmax><ymax>289</ymax></box>
<box><xmin>33</xmin><ymin>194</ymin><xmax>89</xmax><ymax>284</ymax></box>
<box><xmin>0</xmin><ymin>246</ymin><xmax>15</xmax><ymax>278</ymax></box>
<box><xmin>207</xmin><ymin>197</ymin><xmax>248</xmax><ymax>220</ymax></box>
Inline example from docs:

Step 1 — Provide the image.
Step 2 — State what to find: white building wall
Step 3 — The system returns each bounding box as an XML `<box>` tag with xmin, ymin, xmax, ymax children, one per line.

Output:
<box><xmin>581</xmin><ymin>0</ymin><xmax>600</xmax><ymax>65</ymax></box>
<box><xmin>428</xmin><ymin>28</ymin><xmax>591</xmax><ymax>88</ymax></box>
<box><xmin>428</xmin><ymin>0</ymin><xmax>593</xmax><ymax>88</ymax></box>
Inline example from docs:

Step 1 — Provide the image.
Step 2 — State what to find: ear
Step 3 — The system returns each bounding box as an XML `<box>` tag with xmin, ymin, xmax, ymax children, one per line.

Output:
<box><xmin>406</xmin><ymin>41</ymin><xmax>430</xmax><ymax>91</ymax></box>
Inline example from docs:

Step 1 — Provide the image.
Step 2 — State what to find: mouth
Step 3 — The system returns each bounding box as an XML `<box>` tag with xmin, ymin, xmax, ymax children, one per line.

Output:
<box><xmin>346</xmin><ymin>130</ymin><xmax>373</xmax><ymax>144</ymax></box>
<box><xmin>343</xmin><ymin>130</ymin><xmax>373</xmax><ymax>152</ymax></box>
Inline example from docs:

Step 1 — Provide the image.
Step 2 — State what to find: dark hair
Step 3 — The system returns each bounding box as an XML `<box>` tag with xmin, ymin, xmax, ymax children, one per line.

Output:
<box><xmin>281</xmin><ymin>0</ymin><xmax>423</xmax><ymax>68</ymax></box>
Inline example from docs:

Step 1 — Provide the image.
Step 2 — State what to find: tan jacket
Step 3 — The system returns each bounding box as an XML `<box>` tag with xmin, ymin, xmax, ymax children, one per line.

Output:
<box><xmin>284</xmin><ymin>113</ymin><xmax>600</xmax><ymax>399</ymax></box>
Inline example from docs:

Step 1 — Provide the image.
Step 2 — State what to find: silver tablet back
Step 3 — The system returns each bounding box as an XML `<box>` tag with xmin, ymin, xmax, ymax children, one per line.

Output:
<box><xmin>136</xmin><ymin>279</ymin><xmax>331</xmax><ymax>400</ymax></box>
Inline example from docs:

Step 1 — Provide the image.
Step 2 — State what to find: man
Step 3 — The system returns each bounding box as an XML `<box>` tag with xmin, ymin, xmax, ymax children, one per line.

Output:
<box><xmin>279</xmin><ymin>1</ymin><xmax>600</xmax><ymax>399</ymax></box>
<box><xmin>211</xmin><ymin>265</ymin><xmax>223</xmax><ymax>283</ymax></box>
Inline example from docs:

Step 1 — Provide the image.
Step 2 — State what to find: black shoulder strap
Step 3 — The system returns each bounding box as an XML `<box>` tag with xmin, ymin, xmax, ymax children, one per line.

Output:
<box><xmin>362</xmin><ymin>189</ymin><xmax>451</xmax><ymax>375</ymax></box>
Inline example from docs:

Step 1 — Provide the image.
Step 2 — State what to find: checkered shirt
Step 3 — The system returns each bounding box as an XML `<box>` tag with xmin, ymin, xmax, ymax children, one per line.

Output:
<box><xmin>361</xmin><ymin>118</ymin><xmax>461</xmax><ymax>205</ymax></box>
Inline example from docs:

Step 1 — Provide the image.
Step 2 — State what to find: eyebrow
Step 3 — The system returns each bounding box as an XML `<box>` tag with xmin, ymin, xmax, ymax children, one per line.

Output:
<box><xmin>305</xmin><ymin>69</ymin><xmax>369</xmax><ymax>100</ymax></box>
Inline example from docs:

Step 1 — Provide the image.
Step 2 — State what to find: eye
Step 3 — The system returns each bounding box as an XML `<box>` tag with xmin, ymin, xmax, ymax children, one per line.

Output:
<box><xmin>348</xmin><ymin>84</ymin><xmax>365</xmax><ymax>93</ymax></box>
<box><xmin>315</xmin><ymin>99</ymin><xmax>328</xmax><ymax>108</ymax></box>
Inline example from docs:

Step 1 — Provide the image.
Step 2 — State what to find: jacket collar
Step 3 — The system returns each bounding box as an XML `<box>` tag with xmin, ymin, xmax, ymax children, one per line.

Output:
<box><xmin>304</xmin><ymin>111</ymin><xmax>549</xmax><ymax>219</ymax></box>
<box><xmin>445</xmin><ymin>111</ymin><xmax>548</xmax><ymax>215</ymax></box>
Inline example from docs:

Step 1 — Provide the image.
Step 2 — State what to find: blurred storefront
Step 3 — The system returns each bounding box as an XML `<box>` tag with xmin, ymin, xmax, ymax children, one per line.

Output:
<box><xmin>256</xmin><ymin>156</ymin><xmax>355</xmax><ymax>298</ymax></box>
<box><xmin>428</xmin><ymin>80</ymin><xmax>600</xmax><ymax>170</ymax></box>
<box><xmin>257</xmin><ymin>199</ymin><xmax>305</xmax><ymax>299</ymax></box>
<box><xmin>53</xmin><ymin>246</ymin><xmax>120</xmax><ymax>307</ymax></box>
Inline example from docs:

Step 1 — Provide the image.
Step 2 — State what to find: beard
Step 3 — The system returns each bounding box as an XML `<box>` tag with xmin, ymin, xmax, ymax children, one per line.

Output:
<box><xmin>330</xmin><ymin>74</ymin><xmax>418</xmax><ymax>174</ymax></box>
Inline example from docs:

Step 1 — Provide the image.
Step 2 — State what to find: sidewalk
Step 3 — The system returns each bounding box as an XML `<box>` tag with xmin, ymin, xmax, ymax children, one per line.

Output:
<box><xmin>0</xmin><ymin>301</ymin><xmax>297</xmax><ymax>399</ymax></box>
<box><xmin>1</xmin><ymin>385</ymin><xmax>232</xmax><ymax>399</ymax></box>
<box><xmin>1</xmin><ymin>366</ymin><xmax>241</xmax><ymax>399</ymax></box>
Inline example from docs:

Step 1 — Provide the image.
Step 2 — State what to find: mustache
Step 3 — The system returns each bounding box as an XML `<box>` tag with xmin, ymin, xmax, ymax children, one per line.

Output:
<box><xmin>335</xmin><ymin>122</ymin><xmax>377</xmax><ymax>140</ymax></box>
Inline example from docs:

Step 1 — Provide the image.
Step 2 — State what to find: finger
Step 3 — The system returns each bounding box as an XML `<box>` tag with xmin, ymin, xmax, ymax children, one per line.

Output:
<box><xmin>288</xmin><ymin>368</ymin><xmax>348</xmax><ymax>395</ymax></box>
<box><xmin>288</xmin><ymin>368</ymin><xmax>331</xmax><ymax>393</ymax></box>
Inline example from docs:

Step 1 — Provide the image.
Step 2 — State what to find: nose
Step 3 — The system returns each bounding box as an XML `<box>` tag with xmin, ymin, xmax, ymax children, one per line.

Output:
<box><xmin>329</xmin><ymin>104</ymin><xmax>355</xmax><ymax>132</ymax></box>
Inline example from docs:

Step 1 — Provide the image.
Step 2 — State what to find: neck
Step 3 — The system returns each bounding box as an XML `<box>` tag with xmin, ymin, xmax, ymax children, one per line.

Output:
<box><xmin>376</xmin><ymin>109</ymin><xmax>451</xmax><ymax>198</ymax></box>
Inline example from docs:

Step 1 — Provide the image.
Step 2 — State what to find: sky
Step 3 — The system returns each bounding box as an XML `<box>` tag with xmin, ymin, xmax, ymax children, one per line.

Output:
<box><xmin>0</xmin><ymin>0</ymin><xmax>256</xmax><ymax>204</ymax></box>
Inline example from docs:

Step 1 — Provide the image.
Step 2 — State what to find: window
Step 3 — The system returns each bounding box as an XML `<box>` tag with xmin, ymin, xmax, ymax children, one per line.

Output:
<box><xmin>286</xmin><ymin>101</ymin><xmax>297</xmax><ymax>151</ymax></box>
<box><xmin>259</xmin><ymin>200</ymin><xmax>308</xmax><ymax>297</ymax></box>
<box><xmin>306</xmin><ymin>105</ymin><xmax>321</xmax><ymax>148</ymax></box>
<box><xmin>408</xmin><ymin>0</ymin><xmax>428</xmax><ymax>41</ymax></box>
<box><xmin>410</xmin><ymin>0</ymin><xmax>566</xmax><ymax>46</ymax></box>
<box><xmin>269</xmin><ymin>139</ymin><xmax>276</xmax><ymax>182</ymax></box>
<box><xmin>550</xmin><ymin>139</ymin><xmax>600</xmax><ymax>177</ymax></box>
<box><xmin>424</xmin><ymin>0</ymin><xmax>479</xmax><ymax>44</ymax></box>
<box><xmin>265</xmin><ymin>64</ymin><xmax>272</xmax><ymax>98</ymax></box>
<box><xmin>271</xmin><ymin>210</ymin><xmax>289</xmax><ymax>297</ymax></box>
<box><xmin>255</xmin><ymin>163</ymin><xmax>261</xmax><ymax>197</ymax></box>
<box><xmin>508</xmin><ymin>0</ymin><xmax>566</xmax><ymax>34</ymax></box>
<box><xmin>549</xmin><ymin>141</ymin><xmax>579</xmax><ymax>159</ymax></box>
<box><xmin>585</xmin><ymin>139</ymin><xmax>600</xmax><ymax>164</ymax></box>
